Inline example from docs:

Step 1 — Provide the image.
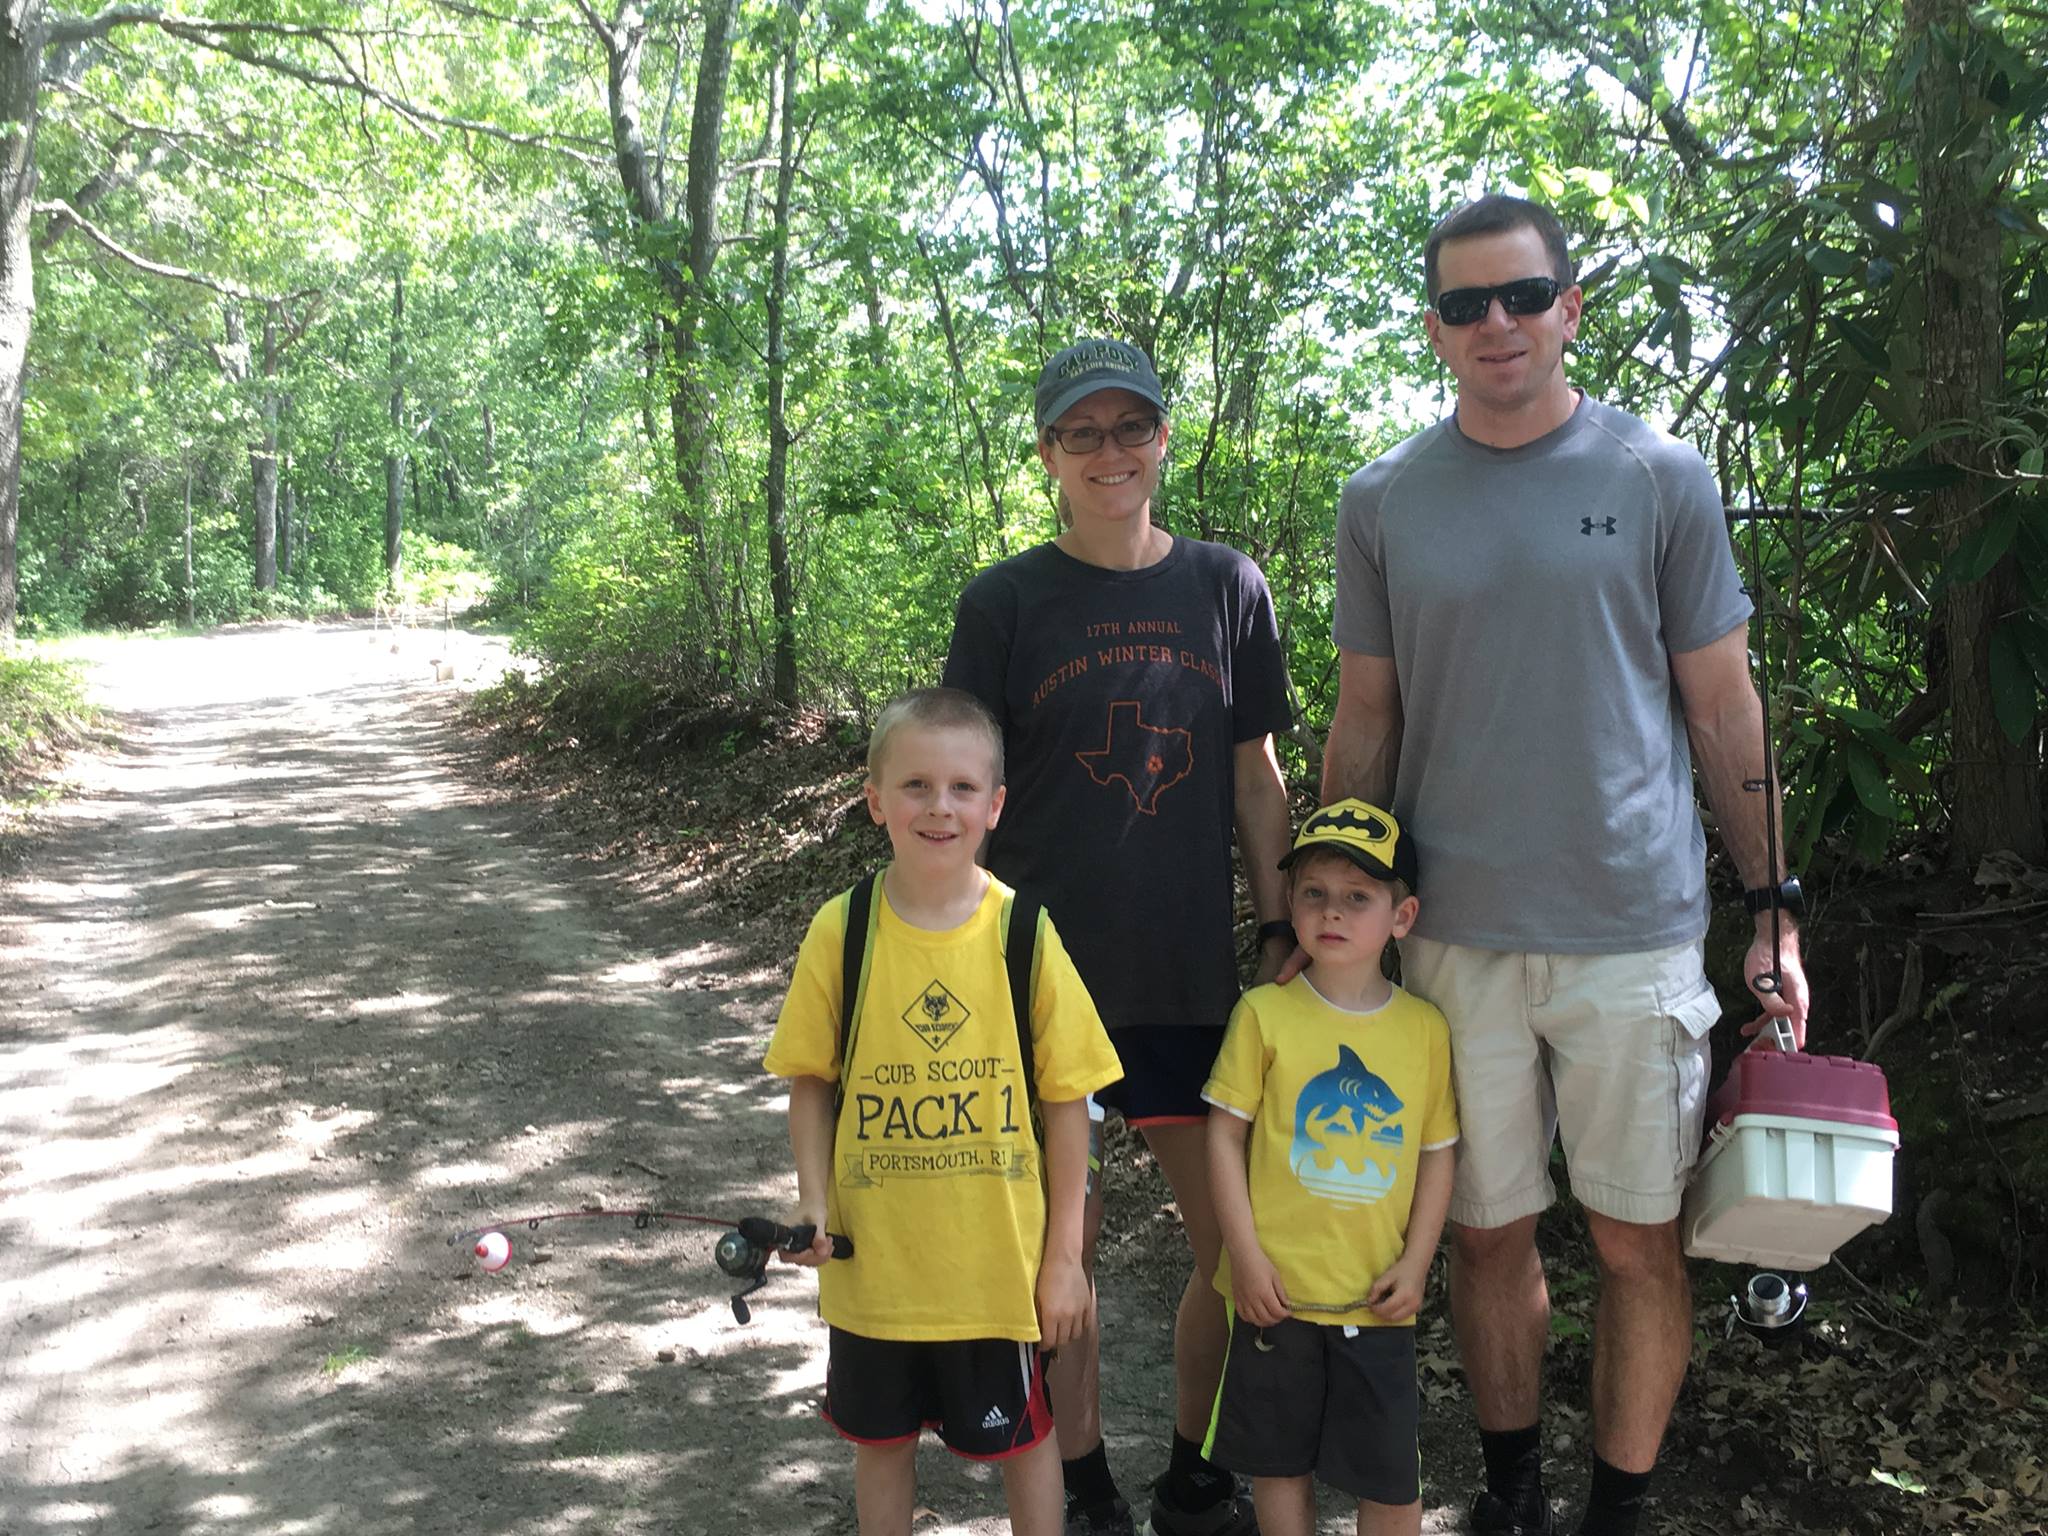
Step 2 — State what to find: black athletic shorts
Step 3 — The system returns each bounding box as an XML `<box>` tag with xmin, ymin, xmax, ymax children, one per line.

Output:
<box><xmin>1204</xmin><ymin>1312</ymin><xmax>1420</xmax><ymax>1505</ymax></box>
<box><xmin>1094</xmin><ymin>1025</ymin><xmax>1228</xmax><ymax>1125</ymax></box>
<box><xmin>822</xmin><ymin>1328</ymin><xmax>1053</xmax><ymax>1461</ymax></box>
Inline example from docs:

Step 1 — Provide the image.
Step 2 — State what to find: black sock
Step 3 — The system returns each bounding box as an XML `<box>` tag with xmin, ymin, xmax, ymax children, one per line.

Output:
<box><xmin>1063</xmin><ymin>1443</ymin><xmax>1120</xmax><ymax>1508</ymax></box>
<box><xmin>1577</xmin><ymin>1455</ymin><xmax>1652</xmax><ymax>1536</ymax></box>
<box><xmin>1162</xmin><ymin>1431</ymin><xmax>1230</xmax><ymax>1508</ymax></box>
<box><xmin>1481</xmin><ymin>1423</ymin><xmax>1546</xmax><ymax>1514</ymax></box>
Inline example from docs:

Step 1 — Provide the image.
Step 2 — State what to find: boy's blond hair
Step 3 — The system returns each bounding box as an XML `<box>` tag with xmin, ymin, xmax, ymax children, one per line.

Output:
<box><xmin>866</xmin><ymin>687</ymin><xmax>1005</xmax><ymax>783</ymax></box>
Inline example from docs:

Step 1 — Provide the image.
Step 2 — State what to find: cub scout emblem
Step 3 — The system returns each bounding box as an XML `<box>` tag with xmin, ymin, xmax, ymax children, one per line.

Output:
<box><xmin>902</xmin><ymin>980</ymin><xmax>969</xmax><ymax>1052</ymax></box>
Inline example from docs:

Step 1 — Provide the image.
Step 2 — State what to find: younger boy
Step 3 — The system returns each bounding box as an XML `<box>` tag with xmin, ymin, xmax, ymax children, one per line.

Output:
<box><xmin>1202</xmin><ymin>799</ymin><xmax>1458</xmax><ymax>1536</ymax></box>
<box><xmin>766</xmin><ymin>687</ymin><xmax>1122</xmax><ymax>1536</ymax></box>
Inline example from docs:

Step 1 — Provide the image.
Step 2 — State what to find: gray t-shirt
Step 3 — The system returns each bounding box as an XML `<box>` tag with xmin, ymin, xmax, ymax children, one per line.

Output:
<box><xmin>1332</xmin><ymin>395</ymin><xmax>1752</xmax><ymax>953</ymax></box>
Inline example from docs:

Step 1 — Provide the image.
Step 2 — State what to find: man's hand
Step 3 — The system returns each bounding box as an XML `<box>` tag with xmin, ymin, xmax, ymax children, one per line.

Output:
<box><xmin>1739</xmin><ymin>919</ymin><xmax>1810</xmax><ymax>1049</ymax></box>
<box><xmin>1365</xmin><ymin>1253</ymin><xmax>1429</xmax><ymax>1323</ymax></box>
<box><xmin>777</xmin><ymin>1207</ymin><xmax>835</xmax><ymax>1267</ymax></box>
<box><xmin>1035</xmin><ymin>1253</ymin><xmax>1095</xmax><ymax>1348</ymax></box>
<box><xmin>1230</xmin><ymin>1245</ymin><xmax>1292</xmax><ymax>1326</ymax></box>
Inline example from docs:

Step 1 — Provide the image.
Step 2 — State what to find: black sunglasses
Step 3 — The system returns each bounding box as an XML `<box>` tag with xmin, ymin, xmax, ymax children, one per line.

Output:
<box><xmin>1432</xmin><ymin>276</ymin><xmax>1564</xmax><ymax>327</ymax></box>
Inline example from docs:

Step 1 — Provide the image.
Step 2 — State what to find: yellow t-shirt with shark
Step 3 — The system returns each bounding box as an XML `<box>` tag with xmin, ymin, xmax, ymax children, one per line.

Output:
<box><xmin>1203</xmin><ymin>976</ymin><xmax>1458</xmax><ymax>1328</ymax></box>
<box><xmin>764</xmin><ymin>876</ymin><xmax>1122</xmax><ymax>1342</ymax></box>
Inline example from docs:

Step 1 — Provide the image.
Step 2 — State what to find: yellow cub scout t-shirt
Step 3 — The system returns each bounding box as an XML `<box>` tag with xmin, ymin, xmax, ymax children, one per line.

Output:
<box><xmin>764</xmin><ymin>876</ymin><xmax>1122</xmax><ymax>1342</ymax></box>
<box><xmin>1203</xmin><ymin>975</ymin><xmax>1458</xmax><ymax>1328</ymax></box>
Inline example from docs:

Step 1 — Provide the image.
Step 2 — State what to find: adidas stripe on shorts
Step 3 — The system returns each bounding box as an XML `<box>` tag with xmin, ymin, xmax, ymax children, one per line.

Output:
<box><xmin>822</xmin><ymin>1328</ymin><xmax>1053</xmax><ymax>1461</ymax></box>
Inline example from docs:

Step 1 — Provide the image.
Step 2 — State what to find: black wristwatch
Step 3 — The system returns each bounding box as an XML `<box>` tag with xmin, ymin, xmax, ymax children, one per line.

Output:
<box><xmin>1257</xmin><ymin>919</ymin><xmax>1297</xmax><ymax>947</ymax></box>
<box><xmin>1743</xmin><ymin>877</ymin><xmax>1805</xmax><ymax>919</ymax></box>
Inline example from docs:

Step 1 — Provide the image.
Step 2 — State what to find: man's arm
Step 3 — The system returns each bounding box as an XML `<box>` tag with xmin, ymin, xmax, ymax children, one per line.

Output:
<box><xmin>1322</xmin><ymin>649</ymin><xmax>1402</xmax><ymax>806</ymax></box>
<box><xmin>1234</xmin><ymin>733</ymin><xmax>1294</xmax><ymax>985</ymax></box>
<box><xmin>1671</xmin><ymin>623</ymin><xmax>1811</xmax><ymax>1045</ymax></box>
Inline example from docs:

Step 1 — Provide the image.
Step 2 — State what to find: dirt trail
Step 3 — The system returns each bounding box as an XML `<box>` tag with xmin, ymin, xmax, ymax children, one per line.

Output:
<box><xmin>0</xmin><ymin>624</ymin><xmax>1050</xmax><ymax>1536</ymax></box>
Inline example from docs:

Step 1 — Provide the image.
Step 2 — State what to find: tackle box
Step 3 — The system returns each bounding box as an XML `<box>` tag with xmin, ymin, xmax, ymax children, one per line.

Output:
<box><xmin>1680</xmin><ymin>1041</ymin><xmax>1898</xmax><ymax>1270</ymax></box>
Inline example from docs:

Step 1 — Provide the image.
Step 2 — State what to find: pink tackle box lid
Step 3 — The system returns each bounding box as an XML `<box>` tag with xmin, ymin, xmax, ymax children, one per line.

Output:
<box><xmin>1705</xmin><ymin>1046</ymin><xmax>1898</xmax><ymax>1135</ymax></box>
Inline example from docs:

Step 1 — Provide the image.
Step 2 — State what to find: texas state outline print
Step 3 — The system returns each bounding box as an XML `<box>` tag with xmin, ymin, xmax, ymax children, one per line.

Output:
<box><xmin>1075</xmin><ymin>700</ymin><xmax>1193</xmax><ymax>814</ymax></box>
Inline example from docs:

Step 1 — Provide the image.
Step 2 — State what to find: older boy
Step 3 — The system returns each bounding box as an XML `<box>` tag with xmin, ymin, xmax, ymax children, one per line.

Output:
<box><xmin>767</xmin><ymin>687</ymin><xmax>1122</xmax><ymax>1536</ymax></box>
<box><xmin>1203</xmin><ymin>800</ymin><xmax>1457</xmax><ymax>1536</ymax></box>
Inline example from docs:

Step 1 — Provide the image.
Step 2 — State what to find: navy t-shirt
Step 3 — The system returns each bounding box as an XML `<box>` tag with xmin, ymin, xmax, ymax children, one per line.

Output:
<box><xmin>943</xmin><ymin>537</ymin><xmax>1294</xmax><ymax>1033</ymax></box>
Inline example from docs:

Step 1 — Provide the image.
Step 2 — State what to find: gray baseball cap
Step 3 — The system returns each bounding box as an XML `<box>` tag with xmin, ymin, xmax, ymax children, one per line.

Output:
<box><xmin>1035</xmin><ymin>339</ymin><xmax>1166</xmax><ymax>428</ymax></box>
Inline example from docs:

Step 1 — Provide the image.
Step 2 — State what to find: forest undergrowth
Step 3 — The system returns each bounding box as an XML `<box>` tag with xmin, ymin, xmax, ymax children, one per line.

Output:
<box><xmin>469</xmin><ymin>675</ymin><xmax>2048</xmax><ymax>1535</ymax></box>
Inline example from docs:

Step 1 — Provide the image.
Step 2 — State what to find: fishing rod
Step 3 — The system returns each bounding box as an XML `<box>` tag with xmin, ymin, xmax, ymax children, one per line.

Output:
<box><xmin>1738</xmin><ymin>446</ymin><xmax>1801</xmax><ymax>1056</ymax></box>
<box><xmin>449</xmin><ymin>1208</ymin><xmax>853</xmax><ymax>1324</ymax></box>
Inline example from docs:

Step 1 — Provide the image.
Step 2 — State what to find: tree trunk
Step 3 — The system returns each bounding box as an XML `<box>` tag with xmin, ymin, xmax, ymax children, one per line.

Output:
<box><xmin>279</xmin><ymin>480</ymin><xmax>294</xmax><ymax>578</ymax></box>
<box><xmin>1910</xmin><ymin>0</ymin><xmax>2045</xmax><ymax>863</ymax></box>
<box><xmin>0</xmin><ymin>0</ymin><xmax>47</xmax><ymax>640</ymax></box>
<box><xmin>252</xmin><ymin>305</ymin><xmax>279</xmax><ymax>589</ymax></box>
<box><xmin>762</xmin><ymin>0</ymin><xmax>802</xmax><ymax>706</ymax></box>
<box><xmin>670</xmin><ymin>0</ymin><xmax>737</xmax><ymax>564</ymax></box>
<box><xmin>181</xmin><ymin>461</ymin><xmax>193</xmax><ymax>625</ymax></box>
<box><xmin>383</xmin><ymin>269</ymin><xmax>405</xmax><ymax>590</ymax></box>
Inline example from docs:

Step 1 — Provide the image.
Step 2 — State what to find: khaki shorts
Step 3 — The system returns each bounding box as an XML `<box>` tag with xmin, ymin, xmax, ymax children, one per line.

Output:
<box><xmin>1399</xmin><ymin>937</ymin><xmax>1723</xmax><ymax>1228</ymax></box>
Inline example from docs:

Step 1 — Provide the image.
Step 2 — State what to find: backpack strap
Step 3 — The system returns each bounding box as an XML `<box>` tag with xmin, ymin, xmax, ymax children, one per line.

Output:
<box><xmin>999</xmin><ymin>887</ymin><xmax>1044</xmax><ymax>1138</ymax></box>
<box><xmin>835</xmin><ymin>872</ymin><xmax>882</xmax><ymax>1115</ymax></box>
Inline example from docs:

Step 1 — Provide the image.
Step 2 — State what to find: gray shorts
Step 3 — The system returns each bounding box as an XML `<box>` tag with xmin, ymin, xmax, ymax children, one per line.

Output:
<box><xmin>1399</xmin><ymin>936</ymin><xmax>1723</xmax><ymax>1227</ymax></box>
<box><xmin>1203</xmin><ymin>1312</ymin><xmax>1419</xmax><ymax>1506</ymax></box>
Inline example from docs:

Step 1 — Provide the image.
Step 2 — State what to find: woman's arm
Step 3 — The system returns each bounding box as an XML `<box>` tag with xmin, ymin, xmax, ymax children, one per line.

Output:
<box><xmin>1234</xmin><ymin>733</ymin><xmax>1293</xmax><ymax>985</ymax></box>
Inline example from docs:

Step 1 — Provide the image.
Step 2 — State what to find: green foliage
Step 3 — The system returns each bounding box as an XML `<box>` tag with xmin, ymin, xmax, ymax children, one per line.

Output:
<box><xmin>13</xmin><ymin>0</ymin><xmax>2044</xmax><ymax>858</ymax></box>
<box><xmin>0</xmin><ymin>649</ymin><xmax>96</xmax><ymax>774</ymax></box>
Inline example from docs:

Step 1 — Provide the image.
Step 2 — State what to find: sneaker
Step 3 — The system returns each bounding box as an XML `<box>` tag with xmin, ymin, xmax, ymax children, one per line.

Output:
<box><xmin>1066</xmin><ymin>1493</ymin><xmax>1136</xmax><ymax>1536</ymax></box>
<box><xmin>1470</xmin><ymin>1490</ymin><xmax>1556</xmax><ymax>1536</ymax></box>
<box><xmin>1144</xmin><ymin>1476</ymin><xmax>1259</xmax><ymax>1536</ymax></box>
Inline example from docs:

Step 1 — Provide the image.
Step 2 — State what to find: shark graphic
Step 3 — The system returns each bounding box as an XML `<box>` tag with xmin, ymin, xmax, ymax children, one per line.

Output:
<box><xmin>1288</xmin><ymin>1043</ymin><xmax>1404</xmax><ymax>1206</ymax></box>
<box><xmin>1075</xmin><ymin>701</ymin><xmax>1193</xmax><ymax>815</ymax></box>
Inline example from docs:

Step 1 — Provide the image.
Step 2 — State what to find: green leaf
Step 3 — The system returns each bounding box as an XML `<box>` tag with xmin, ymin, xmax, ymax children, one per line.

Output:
<box><xmin>1806</xmin><ymin>245</ymin><xmax>1859</xmax><ymax>277</ymax></box>
<box><xmin>1945</xmin><ymin>503</ymin><xmax>2022</xmax><ymax>585</ymax></box>
<box><xmin>1646</xmin><ymin>253</ymin><xmax>1693</xmax><ymax>289</ymax></box>
<box><xmin>1870</xmin><ymin>1469</ymin><xmax>1928</xmax><ymax>1495</ymax></box>
<box><xmin>1828</xmin><ymin>314</ymin><xmax>1892</xmax><ymax>369</ymax></box>
<box><xmin>1989</xmin><ymin>624</ymin><xmax>2041</xmax><ymax>744</ymax></box>
<box><xmin>1843</xmin><ymin>744</ymin><xmax>1901</xmax><ymax>818</ymax></box>
<box><xmin>1857</xmin><ymin>461</ymin><xmax>1967</xmax><ymax>494</ymax></box>
<box><xmin>2021</xmin><ymin>446</ymin><xmax>2044</xmax><ymax>476</ymax></box>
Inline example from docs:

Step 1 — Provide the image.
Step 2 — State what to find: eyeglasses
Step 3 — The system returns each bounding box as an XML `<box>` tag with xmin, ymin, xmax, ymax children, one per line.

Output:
<box><xmin>1045</xmin><ymin>416</ymin><xmax>1163</xmax><ymax>454</ymax></box>
<box><xmin>1431</xmin><ymin>276</ymin><xmax>1564</xmax><ymax>327</ymax></box>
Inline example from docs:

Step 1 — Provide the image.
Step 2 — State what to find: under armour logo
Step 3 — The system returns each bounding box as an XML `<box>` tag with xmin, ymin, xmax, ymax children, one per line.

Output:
<box><xmin>1581</xmin><ymin>517</ymin><xmax>1617</xmax><ymax>536</ymax></box>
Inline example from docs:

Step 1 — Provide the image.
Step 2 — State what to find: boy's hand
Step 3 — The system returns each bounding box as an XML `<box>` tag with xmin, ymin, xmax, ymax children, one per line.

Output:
<box><xmin>1035</xmin><ymin>1253</ymin><xmax>1095</xmax><ymax>1349</ymax></box>
<box><xmin>776</xmin><ymin>1208</ymin><xmax>835</xmax><ymax>1267</ymax></box>
<box><xmin>1365</xmin><ymin>1254</ymin><xmax>1428</xmax><ymax>1322</ymax></box>
<box><xmin>1231</xmin><ymin>1246</ymin><xmax>1292</xmax><ymax>1327</ymax></box>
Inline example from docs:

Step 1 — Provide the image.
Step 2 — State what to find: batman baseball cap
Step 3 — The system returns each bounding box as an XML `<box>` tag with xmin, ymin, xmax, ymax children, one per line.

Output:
<box><xmin>1278</xmin><ymin>798</ymin><xmax>1418</xmax><ymax>890</ymax></box>
<box><xmin>1035</xmin><ymin>339</ymin><xmax>1166</xmax><ymax>427</ymax></box>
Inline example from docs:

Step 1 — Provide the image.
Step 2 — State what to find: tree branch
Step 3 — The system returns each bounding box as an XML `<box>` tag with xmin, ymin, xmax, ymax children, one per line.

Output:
<box><xmin>43</xmin><ymin>6</ymin><xmax>609</xmax><ymax>166</ymax></box>
<box><xmin>34</xmin><ymin>199</ymin><xmax>271</xmax><ymax>301</ymax></box>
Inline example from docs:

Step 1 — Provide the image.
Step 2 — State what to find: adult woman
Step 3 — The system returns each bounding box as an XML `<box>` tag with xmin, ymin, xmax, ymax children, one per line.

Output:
<box><xmin>943</xmin><ymin>340</ymin><xmax>1294</xmax><ymax>1536</ymax></box>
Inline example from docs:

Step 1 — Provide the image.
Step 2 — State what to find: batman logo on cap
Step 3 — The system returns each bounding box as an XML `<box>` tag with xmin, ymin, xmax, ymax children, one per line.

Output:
<box><xmin>1307</xmin><ymin>806</ymin><xmax>1390</xmax><ymax>841</ymax></box>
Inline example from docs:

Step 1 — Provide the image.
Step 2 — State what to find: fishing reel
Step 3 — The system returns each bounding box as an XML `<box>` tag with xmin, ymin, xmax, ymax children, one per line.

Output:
<box><xmin>1724</xmin><ymin>1271</ymin><xmax>1808</xmax><ymax>1345</ymax></box>
<box><xmin>714</xmin><ymin>1217</ymin><xmax>854</xmax><ymax>1324</ymax></box>
<box><xmin>453</xmin><ymin>1207</ymin><xmax>853</xmax><ymax>1325</ymax></box>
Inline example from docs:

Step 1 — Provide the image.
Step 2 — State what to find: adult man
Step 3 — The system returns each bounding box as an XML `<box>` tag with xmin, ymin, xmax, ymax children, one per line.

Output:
<box><xmin>1323</xmin><ymin>195</ymin><xmax>1811</xmax><ymax>1536</ymax></box>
